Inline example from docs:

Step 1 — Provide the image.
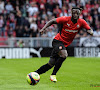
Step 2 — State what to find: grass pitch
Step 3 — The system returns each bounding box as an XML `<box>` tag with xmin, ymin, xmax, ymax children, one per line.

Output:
<box><xmin>0</xmin><ymin>57</ymin><xmax>100</xmax><ymax>90</ymax></box>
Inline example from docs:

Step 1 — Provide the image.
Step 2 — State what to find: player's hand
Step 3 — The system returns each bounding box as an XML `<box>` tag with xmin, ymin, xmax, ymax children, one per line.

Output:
<box><xmin>39</xmin><ymin>29</ymin><xmax>45</xmax><ymax>35</ymax></box>
<box><xmin>87</xmin><ymin>29</ymin><xmax>93</xmax><ymax>36</ymax></box>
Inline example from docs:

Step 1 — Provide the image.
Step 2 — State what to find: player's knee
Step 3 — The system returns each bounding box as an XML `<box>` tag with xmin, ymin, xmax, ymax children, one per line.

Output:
<box><xmin>64</xmin><ymin>52</ymin><xmax>68</xmax><ymax>58</ymax></box>
<box><xmin>60</xmin><ymin>50</ymin><xmax>68</xmax><ymax>58</ymax></box>
<box><xmin>61</xmin><ymin>53</ymin><xmax>68</xmax><ymax>58</ymax></box>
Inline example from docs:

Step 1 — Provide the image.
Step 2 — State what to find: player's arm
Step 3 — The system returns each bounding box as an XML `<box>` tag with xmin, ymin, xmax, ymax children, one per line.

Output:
<box><xmin>39</xmin><ymin>18</ymin><xmax>57</xmax><ymax>35</ymax></box>
<box><xmin>82</xmin><ymin>19</ymin><xmax>93</xmax><ymax>36</ymax></box>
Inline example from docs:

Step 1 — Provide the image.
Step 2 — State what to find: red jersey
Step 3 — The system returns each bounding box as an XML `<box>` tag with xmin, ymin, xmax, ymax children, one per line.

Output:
<box><xmin>54</xmin><ymin>16</ymin><xmax>90</xmax><ymax>47</ymax></box>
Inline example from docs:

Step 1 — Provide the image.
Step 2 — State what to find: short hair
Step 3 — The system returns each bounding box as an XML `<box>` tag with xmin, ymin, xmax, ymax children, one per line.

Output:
<box><xmin>72</xmin><ymin>7</ymin><xmax>83</xmax><ymax>11</ymax></box>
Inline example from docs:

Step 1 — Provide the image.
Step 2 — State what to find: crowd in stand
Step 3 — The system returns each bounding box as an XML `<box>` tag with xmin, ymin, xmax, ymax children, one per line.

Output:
<box><xmin>0</xmin><ymin>0</ymin><xmax>100</xmax><ymax>38</ymax></box>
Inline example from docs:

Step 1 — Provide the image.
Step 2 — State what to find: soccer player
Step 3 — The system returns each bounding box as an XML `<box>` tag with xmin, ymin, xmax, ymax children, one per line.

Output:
<box><xmin>35</xmin><ymin>7</ymin><xmax>93</xmax><ymax>82</ymax></box>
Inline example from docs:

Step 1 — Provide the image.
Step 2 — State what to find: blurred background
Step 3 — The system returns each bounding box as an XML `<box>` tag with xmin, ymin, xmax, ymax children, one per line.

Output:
<box><xmin>0</xmin><ymin>0</ymin><xmax>100</xmax><ymax>58</ymax></box>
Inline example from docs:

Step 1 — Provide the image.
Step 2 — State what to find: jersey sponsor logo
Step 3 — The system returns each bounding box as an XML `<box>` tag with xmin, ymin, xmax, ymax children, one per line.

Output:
<box><xmin>65</xmin><ymin>29</ymin><xmax>78</xmax><ymax>33</ymax></box>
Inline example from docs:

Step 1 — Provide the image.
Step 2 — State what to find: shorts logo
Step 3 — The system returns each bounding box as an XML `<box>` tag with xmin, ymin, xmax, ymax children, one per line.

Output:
<box><xmin>59</xmin><ymin>46</ymin><xmax>62</xmax><ymax>49</ymax></box>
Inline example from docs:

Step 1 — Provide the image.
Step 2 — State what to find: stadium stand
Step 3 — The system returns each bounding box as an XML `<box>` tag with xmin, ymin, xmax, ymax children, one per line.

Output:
<box><xmin>0</xmin><ymin>0</ymin><xmax>99</xmax><ymax>39</ymax></box>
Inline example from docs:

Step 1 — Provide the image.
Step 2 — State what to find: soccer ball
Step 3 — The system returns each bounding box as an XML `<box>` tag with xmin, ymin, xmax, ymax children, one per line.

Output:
<box><xmin>26</xmin><ymin>72</ymin><xmax>40</xmax><ymax>85</ymax></box>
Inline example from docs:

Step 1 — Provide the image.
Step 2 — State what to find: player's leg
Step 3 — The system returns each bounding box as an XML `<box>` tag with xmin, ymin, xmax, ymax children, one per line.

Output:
<box><xmin>51</xmin><ymin>49</ymin><xmax>68</xmax><ymax>75</ymax></box>
<box><xmin>35</xmin><ymin>62</ymin><xmax>52</xmax><ymax>75</ymax></box>
<box><xmin>50</xmin><ymin>40</ymin><xmax>68</xmax><ymax>82</ymax></box>
<box><xmin>50</xmin><ymin>50</ymin><xmax>68</xmax><ymax>82</ymax></box>
<box><xmin>35</xmin><ymin>48</ymin><xmax>58</xmax><ymax>75</ymax></box>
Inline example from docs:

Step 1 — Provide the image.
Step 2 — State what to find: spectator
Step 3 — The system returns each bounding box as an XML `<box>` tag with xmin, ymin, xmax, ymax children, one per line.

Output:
<box><xmin>92</xmin><ymin>10</ymin><xmax>99</xmax><ymax>30</ymax></box>
<box><xmin>27</xmin><ymin>2</ymin><xmax>38</xmax><ymax>17</ymax></box>
<box><xmin>53</xmin><ymin>5</ymin><xmax>61</xmax><ymax>17</ymax></box>
<box><xmin>7</xmin><ymin>27</ymin><xmax>15</xmax><ymax>37</ymax></box>
<box><xmin>5</xmin><ymin>25</ymin><xmax>9</xmax><ymax>37</ymax></box>
<box><xmin>5</xmin><ymin>2</ymin><xmax>14</xmax><ymax>13</ymax></box>
<box><xmin>79</xmin><ymin>0</ymin><xmax>86</xmax><ymax>6</ymax></box>
<box><xmin>98</xmin><ymin>5</ymin><xmax>100</xmax><ymax>13</ymax></box>
<box><xmin>82</xmin><ymin>7</ymin><xmax>88</xmax><ymax>18</ymax></box>
<box><xmin>53</xmin><ymin>24</ymin><xmax>58</xmax><ymax>32</ymax></box>
<box><xmin>41</xmin><ymin>32</ymin><xmax>47</xmax><ymax>37</ymax></box>
<box><xmin>53</xmin><ymin>0</ymin><xmax>60</xmax><ymax>9</ymax></box>
<box><xmin>85</xmin><ymin>1</ymin><xmax>91</xmax><ymax>12</ymax></box>
<box><xmin>47</xmin><ymin>9</ymin><xmax>53</xmax><ymax>17</ymax></box>
<box><xmin>75</xmin><ymin>30</ymin><xmax>88</xmax><ymax>39</ymax></box>
<box><xmin>16</xmin><ymin>11</ymin><xmax>25</xmax><ymax>26</ymax></box>
<box><xmin>93</xmin><ymin>29</ymin><xmax>100</xmax><ymax>37</ymax></box>
<box><xmin>47</xmin><ymin>27</ymin><xmax>56</xmax><ymax>38</ymax></box>
<box><xmin>15</xmin><ymin>25</ymin><xmax>24</xmax><ymax>37</ymax></box>
<box><xmin>45</xmin><ymin>1</ymin><xmax>53</xmax><ymax>12</ymax></box>
<box><xmin>79</xmin><ymin>30</ymin><xmax>87</xmax><ymax>37</ymax></box>
<box><xmin>44</xmin><ymin>16</ymin><xmax>49</xmax><ymax>23</ymax></box>
<box><xmin>30</xmin><ymin>27</ymin><xmax>37</xmax><ymax>37</ymax></box>
<box><xmin>9</xmin><ymin>13</ymin><xmax>15</xmax><ymax>30</ymax></box>
<box><xmin>0</xmin><ymin>15</ymin><xmax>5</xmax><ymax>36</ymax></box>
<box><xmin>60</xmin><ymin>5</ymin><xmax>68</xmax><ymax>17</ymax></box>
<box><xmin>38</xmin><ymin>19</ymin><xmax>45</xmax><ymax>29</ymax></box>
<box><xmin>23</xmin><ymin>17</ymin><xmax>30</xmax><ymax>27</ymax></box>
<box><xmin>58</xmin><ymin>0</ymin><xmax>62</xmax><ymax>8</ymax></box>
<box><xmin>0</xmin><ymin>0</ymin><xmax>99</xmax><ymax>39</ymax></box>
<box><xmin>39</xmin><ymin>0</ymin><xmax>46</xmax><ymax>11</ymax></box>
<box><xmin>41</xmin><ymin>11</ymin><xmax>47</xmax><ymax>19</ymax></box>
<box><xmin>30</xmin><ymin>20</ymin><xmax>37</xmax><ymax>32</ymax></box>
<box><xmin>16</xmin><ymin>39</ymin><xmax>25</xmax><ymax>47</ymax></box>
<box><xmin>23</xmin><ymin>26</ymin><xmax>30</xmax><ymax>37</ymax></box>
<box><xmin>20</xmin><ymin>4</ymin><xmax>27</xmax><ymax>17</ymax></box>
<box><xmin>69</xmin><ymin>0</ymin><xmax>76</xmax><ymax>7</ymax></box>
<box><xmin>87</xmin><ymin>13</ymin><xmax>92</xmax><ymax>25</ymax></box>
<box><xmin>36</xmin><ymin>16</ymin><xmax>41</xmax><ymax>27</ymax></box>
<box><xmin>0</xmin><ymin>0</ymin><xmax>4</xmax><ymax>14</ymax></box>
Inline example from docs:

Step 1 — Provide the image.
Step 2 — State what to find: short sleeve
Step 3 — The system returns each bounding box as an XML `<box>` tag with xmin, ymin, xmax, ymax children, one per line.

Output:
<box><xmin>82</xmin><ymin>19</ymin><xmax>91</xmax><ymax>30</ymax></box>
<box><xmin>56</xmin><ymin>16</ymin><xmax>66</xmax><ymax>24</ymax></box>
